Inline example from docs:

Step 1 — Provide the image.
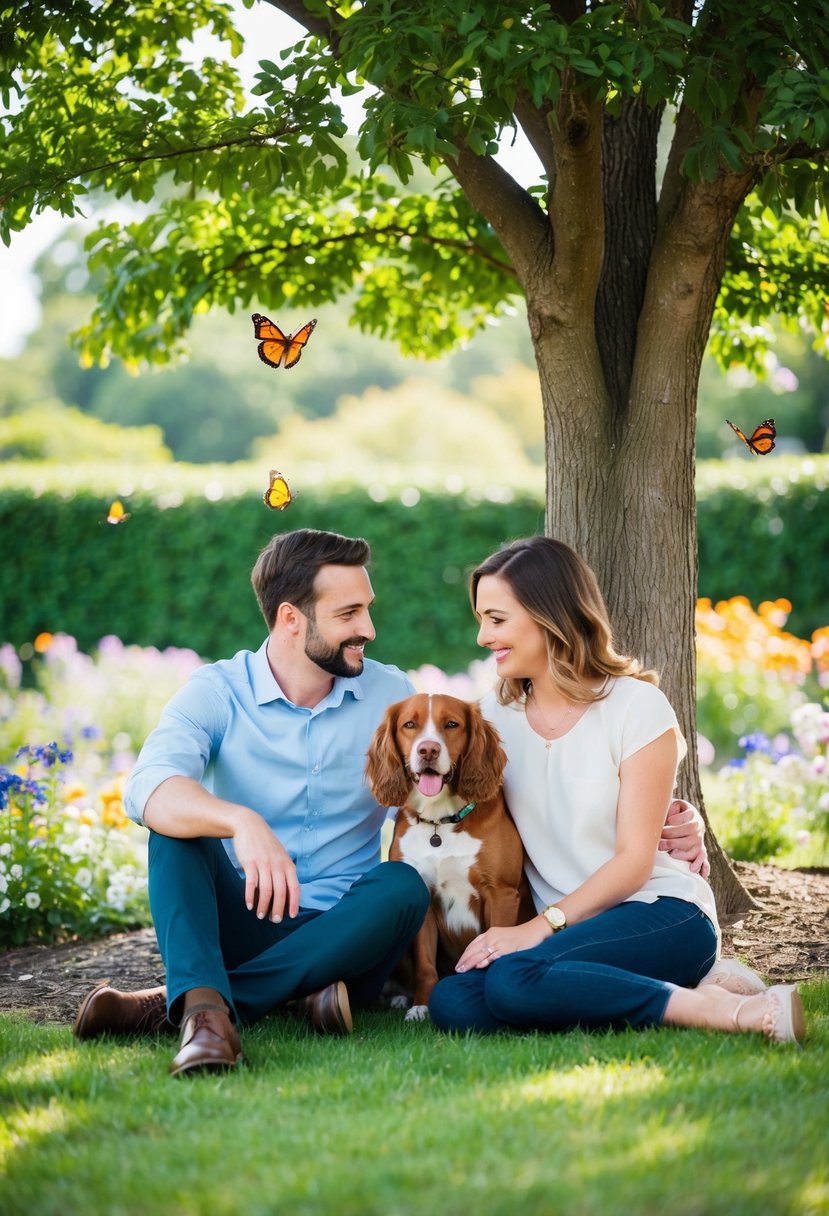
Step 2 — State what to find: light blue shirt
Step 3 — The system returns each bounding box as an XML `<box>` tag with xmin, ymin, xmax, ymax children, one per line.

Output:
<box><xmin>125</xmin><ymin>640</ymin><xmax>415</xmax><ymax>910</ymax></box>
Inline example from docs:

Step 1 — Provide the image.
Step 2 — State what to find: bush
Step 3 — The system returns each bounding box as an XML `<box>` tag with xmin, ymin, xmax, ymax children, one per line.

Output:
<box><xmin>0</xmin><ymin>455</ymin><xmax>827</xmax><ymax>672</ymax></box>
<box><xmin>0</xmin><ymin>742</ymin><xmax>150</xmax><ymax>948</ymax></box>
<box><xmin>702</xmin><ymin>704</ymin><xmax>829</xmax><ymax>864</ymax></box>
<box><xmin>0</xmin><ymin>403</ymin><xmax>171</xmax><ymax>463</ymax></box>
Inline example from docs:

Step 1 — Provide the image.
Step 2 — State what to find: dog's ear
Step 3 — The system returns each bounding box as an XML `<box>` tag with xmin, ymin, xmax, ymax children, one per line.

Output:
<box><xmin>365</xmin><ymin>705</ymin><xmax>410</xmax><ymax>807</ymax></box>
<box><xmin>456</xmin><ymin>704</ymin><xmax>506</xmax><ymax>802</ymax></box>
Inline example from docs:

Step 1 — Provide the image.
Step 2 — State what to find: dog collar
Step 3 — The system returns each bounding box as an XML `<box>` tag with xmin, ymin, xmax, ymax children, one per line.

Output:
<box><xmin>419</xmin><ymin>801</ymin><xmax>477</xmax><ymax>848</ymax></box>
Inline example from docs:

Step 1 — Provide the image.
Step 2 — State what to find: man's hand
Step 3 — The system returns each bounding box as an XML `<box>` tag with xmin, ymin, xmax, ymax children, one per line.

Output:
<box><xmin>233</xmin><ymin>809</ymin><xmax>301</xmax><ymax>922</ymax></box>
<box><xmin>659</xmin><ymin>798</ymin><xmax>710</xmax><ymax>879</ymax></box>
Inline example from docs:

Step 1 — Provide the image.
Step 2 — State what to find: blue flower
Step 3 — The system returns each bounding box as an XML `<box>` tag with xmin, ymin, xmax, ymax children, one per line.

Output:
<box><xmin>738</xmin><ymin>732</ymin><xmax>772</xmax><ymax>756</ymax></box>
<box><xmin>0</xmin><ymin>768</ymin><xmax>47</xmax><ymax>810</ymax></box>
<box><xmin>16</xmin><ymin>742</ymin><xmax>73</xmax><ymax>768</ymax></box>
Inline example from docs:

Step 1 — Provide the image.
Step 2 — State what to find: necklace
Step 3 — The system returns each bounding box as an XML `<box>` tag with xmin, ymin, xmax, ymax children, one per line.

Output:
<box><xmin>529</xmin><ymin>690</ymin><xmax>573</xmax><ymax>740</ymax></box>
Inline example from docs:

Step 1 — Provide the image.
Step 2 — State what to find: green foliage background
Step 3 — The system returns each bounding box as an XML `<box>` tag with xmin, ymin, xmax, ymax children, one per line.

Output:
<box><xmin>1</xmin><ymin>457</ymin><xmax>826</xmax><ymax>672</ymax></box>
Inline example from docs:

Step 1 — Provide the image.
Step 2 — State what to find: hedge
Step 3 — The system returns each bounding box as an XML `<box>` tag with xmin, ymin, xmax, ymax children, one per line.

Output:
<box><xmin>1</xmin><ymin>456</ymin><xmax>826</xmax><ymax>672</ymax></box>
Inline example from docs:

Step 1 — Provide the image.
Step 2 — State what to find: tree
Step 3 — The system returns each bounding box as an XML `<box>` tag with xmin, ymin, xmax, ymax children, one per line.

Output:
<box><xmin>2</xmin><ymin>0</ymin><xmax>828</xmax><ymax>908</ymax></box>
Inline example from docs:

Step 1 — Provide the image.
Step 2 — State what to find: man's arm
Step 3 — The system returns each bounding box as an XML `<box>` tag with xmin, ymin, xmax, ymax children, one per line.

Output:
<box><xmin>659</xmin><ymin>798</ymin><xmax>710</xmax><ymax>878</ymax></box>
<box><xmin>144</xmin><ymin>776</ymin><xmax>301</xmax><ymax>922</ymax></box>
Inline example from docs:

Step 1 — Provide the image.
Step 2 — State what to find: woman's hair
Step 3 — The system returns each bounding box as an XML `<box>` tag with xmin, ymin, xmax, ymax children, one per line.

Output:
<box><xmin>251</xmin><ymin>528</ymin><xmax>371</xmax><ymax>629</ymax></box>
<box><xmin>470</xmin><ymin>536</ymin><xmax>657</xmax><ymax>707</ymax></box>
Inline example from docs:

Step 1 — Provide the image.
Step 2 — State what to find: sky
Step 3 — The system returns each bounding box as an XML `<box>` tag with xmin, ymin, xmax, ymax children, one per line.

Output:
<box><xmin>0</xmin><ymin>2</ymin><xmax>540</xmax><ymax>359</ymax></box>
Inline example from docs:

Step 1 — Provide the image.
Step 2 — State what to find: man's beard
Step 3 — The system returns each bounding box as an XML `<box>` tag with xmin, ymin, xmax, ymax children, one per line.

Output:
<box><xmin>304</xmin><ymin>618</ymin><xmax>366</xmax><ymax>678</ymax></box>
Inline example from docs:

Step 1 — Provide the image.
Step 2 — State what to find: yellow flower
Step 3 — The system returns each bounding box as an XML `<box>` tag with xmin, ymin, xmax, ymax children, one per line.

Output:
<box><xmin>102</xmin><ymin>800</ymin><xmax>129</xmax><ymax>829</ymax></box>
<box><xmin>61</xmin><ymin>780</ymin><xmax>88</xmax><ymax>804</ymax></box>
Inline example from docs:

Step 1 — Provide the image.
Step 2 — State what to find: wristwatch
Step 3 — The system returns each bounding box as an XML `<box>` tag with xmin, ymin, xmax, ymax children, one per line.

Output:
<box><xmin>541</xmin><ymin>904</ymin><xmax>567</xmax><ymax>932</ymax></box>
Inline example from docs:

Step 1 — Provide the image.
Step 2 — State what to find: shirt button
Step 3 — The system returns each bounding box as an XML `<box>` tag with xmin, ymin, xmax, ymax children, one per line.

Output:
<box><xmin>312</xmin><ymin>765</ymin><xmax>320</xmax><ymax>774</ymax></box>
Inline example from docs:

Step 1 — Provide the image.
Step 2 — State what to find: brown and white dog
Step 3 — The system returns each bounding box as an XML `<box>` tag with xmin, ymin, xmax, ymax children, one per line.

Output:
<box><xmin>366</xmin><ymin>693</ymin><xmax>535</xmax><ymax>1019</ymax></box>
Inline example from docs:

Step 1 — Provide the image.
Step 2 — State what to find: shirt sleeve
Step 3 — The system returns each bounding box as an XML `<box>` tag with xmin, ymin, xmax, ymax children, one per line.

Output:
<box><xmin>124</xmin><ymin>670</ymin><xmax>229</xmax><ymax>825</ymax></box>
<box><xmin>619</xmin><ymin>680</ymin><xmax>687</xmax><ymax>766</ymax></box>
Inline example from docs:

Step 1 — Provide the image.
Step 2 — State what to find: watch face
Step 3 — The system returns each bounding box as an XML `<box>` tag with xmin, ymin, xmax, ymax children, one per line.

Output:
<box><xmin>545</xmin><ymin>906</ymin><xmax>566</xmax><ymax>929</ymax></box>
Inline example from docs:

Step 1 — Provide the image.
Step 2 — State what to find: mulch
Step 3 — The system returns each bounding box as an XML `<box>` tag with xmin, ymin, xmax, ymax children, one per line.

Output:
<box><xmin>1</xmin><ymin>860</ymin><xmax>827</xmax><ymax>1026</ymax></box>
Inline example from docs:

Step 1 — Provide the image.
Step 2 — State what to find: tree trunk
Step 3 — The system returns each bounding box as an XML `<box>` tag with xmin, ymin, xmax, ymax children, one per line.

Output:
<box><xmin>520</xmin><ymin>99</ymin><xmax>756</xmax><ymax>914</ymax></box>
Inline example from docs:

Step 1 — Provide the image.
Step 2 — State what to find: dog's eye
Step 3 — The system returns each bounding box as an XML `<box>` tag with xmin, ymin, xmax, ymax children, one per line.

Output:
<box><xmin>401</xmin><ymin>720</ymin><xmax>417</xmax><ymax>730</ymax></box>
<box><xmin>444</xmin><ymin>720</ymin><xmax>460</xmax><ymax>729</ymax></box>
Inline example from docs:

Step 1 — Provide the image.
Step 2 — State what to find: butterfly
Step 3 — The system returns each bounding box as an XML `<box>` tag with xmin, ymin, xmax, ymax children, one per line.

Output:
<box><xmin>251</xmin><ymin>313</ymin><xmax>317</xmax><ymax>369</ymax></box>
<box><xmin>106</xmin><ymin>500</ymin><xmax>130</xmax><ymax>525</ymax></box>
<box><xmin>263</xmin><ymin>469</ymin><xmax>295</xmax><ymax>511</ymax></box>
<box><xmin>726</xmin><ymin>418</ymin><xmax>776</xmax><ymax>455</ymax></box>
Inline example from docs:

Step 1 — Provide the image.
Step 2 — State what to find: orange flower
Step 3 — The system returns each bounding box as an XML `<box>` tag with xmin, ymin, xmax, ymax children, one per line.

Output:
<box><xmin>33</xmin><ymin>632</ymin><xmax>54</xmax><ymax>653</ymax></box>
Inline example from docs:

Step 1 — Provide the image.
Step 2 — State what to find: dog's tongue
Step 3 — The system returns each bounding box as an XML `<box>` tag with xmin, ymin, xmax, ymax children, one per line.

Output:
<box><xmin>417</xmin><ymin>772</ymin><xmax>444</xmax><ymax>798</ymax></box>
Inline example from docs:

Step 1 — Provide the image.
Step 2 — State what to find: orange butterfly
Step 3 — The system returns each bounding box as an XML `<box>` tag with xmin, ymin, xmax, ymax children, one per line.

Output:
<box><xmin>252</xmin><ymin>313</ymin><xmax>317</xmax><ymax>369</ymax></box>
<box><xmin>263</xmin><ymin>470</ymin><xmax>295</xmax><ymax>511</ymax></box>
<box><xmin>726</xmin><ymin>418</ymin><xmax>776</xmax><ymax>455</ymax></box>
<box><xmin>106</xmin><ymin>500</ymin><xmax>130</xmax><ymax>525</ymax></box>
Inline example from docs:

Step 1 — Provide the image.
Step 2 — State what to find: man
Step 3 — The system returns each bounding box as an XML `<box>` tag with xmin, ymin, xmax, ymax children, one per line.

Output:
<box><xmin>74</xmin><ymin>528</ymin><xmax>429</xmax><ymax>1074</ymax></box>
<box><xmin>73</xmin><ymin>527</ymin><xmax>714</xmax><ymax>1075</ymax></box>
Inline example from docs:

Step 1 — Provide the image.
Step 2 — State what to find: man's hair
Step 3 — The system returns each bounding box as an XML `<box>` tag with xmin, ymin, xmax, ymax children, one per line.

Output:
<box><xmin>251</xmin><ymin>529</ymin><xmax>371</xmax><ymax>630</ymax></box>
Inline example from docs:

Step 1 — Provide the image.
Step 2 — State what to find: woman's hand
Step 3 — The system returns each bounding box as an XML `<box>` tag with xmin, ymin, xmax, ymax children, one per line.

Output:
<box><xmin>455</xmin><ymin>917</ymin><xmax>551</xmax><ymax>972</ymax></box>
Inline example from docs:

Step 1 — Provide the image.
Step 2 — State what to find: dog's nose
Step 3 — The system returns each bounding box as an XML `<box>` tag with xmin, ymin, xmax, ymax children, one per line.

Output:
<box><xmin>417</xmin><ymin>740</ymin><xmax>441</xmax><ymax>764</ymax></box>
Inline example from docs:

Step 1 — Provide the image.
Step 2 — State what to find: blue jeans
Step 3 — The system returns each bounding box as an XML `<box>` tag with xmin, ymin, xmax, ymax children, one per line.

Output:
<box><xmin>148</xmin><ymin>833</ymin><xmax>429</xmax><ymax>1026</ymax></box>
<box><xmin>428</xmin><ymin>897</ymin><xmax>718</xmax><ymax>1034</ymax></box>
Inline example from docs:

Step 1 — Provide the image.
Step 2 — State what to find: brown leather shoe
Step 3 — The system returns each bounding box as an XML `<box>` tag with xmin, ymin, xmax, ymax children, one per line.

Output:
<box><xmin>169</xmin><ymin>1004</ymin><xmax>243</xmax><ymax>1077</ymax></box>
<box><xmin>73</xmin><ymin>981</ymin><xmax>171</xmax><ymax>1039</ymax></box>
<box><xmin>298</xmin><ymin>981</ymin><xmax>352</xmax><ymax>1035</ymax></box>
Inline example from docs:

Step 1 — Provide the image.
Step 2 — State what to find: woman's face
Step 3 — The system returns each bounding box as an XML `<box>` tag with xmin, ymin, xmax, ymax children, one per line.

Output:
<box><xmin>474</xmin><ymin>573</ymin><xmax>549</xmax><ymax>682</ymax></box>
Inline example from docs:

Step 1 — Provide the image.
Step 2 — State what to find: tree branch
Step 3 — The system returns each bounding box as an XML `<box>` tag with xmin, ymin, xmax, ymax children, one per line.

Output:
<box><xmin>544</xmin><ymin>86</ymin><xmax>605</xmax><ymax>318</ymax></box>
<box><xmin>513</xmin><ymin>93</ymin><xmax>557</xmax><ymax>183</ymax></box>
<box><xmin>444</xmin><ymin>146</ymin><xmax>551</xmax><ymax>291</ymax></box>
<box><xmin>221</xmin><ymin>219</ymin><xmax>517</xmax><ymax>280</ymax></box>
<box><xmin>260</xmin><ymin>0</ymin><xmax>335</xmax><ymax>47</ymax></box>
<box><xmin>5</xmin><ymin>125</ymin><xmax>297</xmax><ymax>205</ymax></box>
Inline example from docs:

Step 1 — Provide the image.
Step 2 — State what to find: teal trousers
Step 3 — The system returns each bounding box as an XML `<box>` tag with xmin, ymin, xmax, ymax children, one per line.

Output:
<box><xmin>147</xmin><ymin>833</ymin><xmax>429</xmax><ymax>1026</ymax></box>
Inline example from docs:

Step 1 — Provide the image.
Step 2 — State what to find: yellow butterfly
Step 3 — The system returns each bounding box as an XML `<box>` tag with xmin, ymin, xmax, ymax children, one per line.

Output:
<box><xmin>263</xmin><ymin>470</ymin><xmax>295</xmax><ymax>511</ymax></box>
<box><xmin>106</xmin><ymin>500</ymin><xmax>131</xmax><ymax>525</ymax></box>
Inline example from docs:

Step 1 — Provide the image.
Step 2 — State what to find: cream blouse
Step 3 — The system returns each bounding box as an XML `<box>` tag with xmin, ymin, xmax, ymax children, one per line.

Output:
<box><xmin>481</xmin><ymin>677</ymin><xmax>719</xmax><ymax>932</ymax></box>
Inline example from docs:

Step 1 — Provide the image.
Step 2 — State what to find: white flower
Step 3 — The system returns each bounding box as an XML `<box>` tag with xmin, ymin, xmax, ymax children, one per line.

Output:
<box><xmin>0</xmin><ymin>897</ymin><xmax>10</xmax><ymax>914</ymax></box>
<box><xmin>796</xmin><ymin>830</ymin><xmax>812</xmax><ymax>846</ymax></box>
<box><xmin>0</xmin><ymin>874</ymin><xmax>7</xmax><ymax>894</ymax></box>
<box><xmin>10</xmin><ymin>864</ymin><xmax>23</xmax><ymax>880</ymax></box>
<box><xmin>75</xmin><ymin>867</ymin><xmax>93</xmax><ymax>890</ymax></box>
<box><xmin>24</xmin><ymin>891</ymin><xmax>41</xmax><ymax>909</ymax></box>
<box><xmin>0</xmin><ymin>842</ymin><xmax>11</xmax><ymax>856</ymax></box>
<box><xmin>819</xmin><ymin>792</ymin><xmax>829</xmax><ymax>813</ymax></box>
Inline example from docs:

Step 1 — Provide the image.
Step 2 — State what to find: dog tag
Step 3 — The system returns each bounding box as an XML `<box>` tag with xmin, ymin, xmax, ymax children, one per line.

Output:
<box><xmin>430</xmin><ymin>830</ymin><xmax>442</xmax><ymax>847</ymax></box>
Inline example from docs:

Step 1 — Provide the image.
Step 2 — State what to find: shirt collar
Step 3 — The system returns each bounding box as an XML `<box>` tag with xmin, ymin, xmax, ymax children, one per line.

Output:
<box><xmin>252</xmin><ymin>639</ymin><xmax>365</xmax><ymax>708</ymax></box>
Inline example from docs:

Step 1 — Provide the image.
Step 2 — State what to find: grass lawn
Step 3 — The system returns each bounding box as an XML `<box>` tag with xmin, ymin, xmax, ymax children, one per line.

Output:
<box><xmin>1</xmin><ymin>981</ymin><xmax>827</xmax><ymax>1216</ymax></box>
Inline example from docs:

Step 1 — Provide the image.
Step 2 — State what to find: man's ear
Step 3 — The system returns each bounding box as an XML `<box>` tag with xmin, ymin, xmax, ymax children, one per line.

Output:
<box><xmin>275</xmin><ymin>601</ymin><xmax>304</xmax><ymax>635</ymax></box>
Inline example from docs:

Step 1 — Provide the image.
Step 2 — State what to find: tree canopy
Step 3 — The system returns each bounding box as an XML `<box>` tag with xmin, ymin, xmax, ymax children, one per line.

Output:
<box><xmin>1</xmin><ymin>1</ymin><xmax>827</xmax><ymax>373</ymax></box>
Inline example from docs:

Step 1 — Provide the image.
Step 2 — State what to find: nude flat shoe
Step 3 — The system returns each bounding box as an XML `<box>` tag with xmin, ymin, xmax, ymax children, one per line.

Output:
<box><xmin>733</xmin><ymin>983</ymin><xmax>805</xmax><ymax>1045</ymax></box>
<box><xmin>700</xmin><ymin>958</ymin><xmax>766</xmax><ymax>996</ymax></box>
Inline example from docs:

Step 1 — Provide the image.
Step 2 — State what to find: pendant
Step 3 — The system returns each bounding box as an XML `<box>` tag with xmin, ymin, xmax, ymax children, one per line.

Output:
<box><xmin>430</xmin><ymin>831</ymin><xmax>442</xmax><ymax>847</ymax></box>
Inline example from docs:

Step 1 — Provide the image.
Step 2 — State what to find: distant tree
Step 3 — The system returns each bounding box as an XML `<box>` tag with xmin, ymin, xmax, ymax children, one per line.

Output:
<box><xmin>251</xmin><ymin>377</ymin><xmax>543</xmax><ymax>485</ymax></box>
<box><xmin>3</xmin><ymin>0</ymin><xmax>829</xmax><ymax>906</ymax></box>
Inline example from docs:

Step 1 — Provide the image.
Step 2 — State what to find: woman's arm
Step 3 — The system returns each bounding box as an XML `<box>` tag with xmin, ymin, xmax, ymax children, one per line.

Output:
<box><xmin>456</xmin><ymin>728</ymin><xmax>680</xmax><ymax>970</ymax></box>
<box><xmin>555</xmin><ymin>728</ymin><xmax>679</xmax><ymax>926</ymax></box>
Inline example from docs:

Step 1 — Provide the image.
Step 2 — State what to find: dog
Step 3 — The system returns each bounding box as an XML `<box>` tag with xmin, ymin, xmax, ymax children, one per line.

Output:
<box><xmin>366</xmin><ymin>692</ymin><xmax>535</xmax><ymax>1020</ymax></box>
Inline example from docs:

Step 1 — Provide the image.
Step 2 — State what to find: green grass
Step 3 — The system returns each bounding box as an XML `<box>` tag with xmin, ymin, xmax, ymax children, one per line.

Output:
<box><xmin>1</xmin><ymin>984</ymin><xmax>828</xmax><ymax>1216</ymax></box>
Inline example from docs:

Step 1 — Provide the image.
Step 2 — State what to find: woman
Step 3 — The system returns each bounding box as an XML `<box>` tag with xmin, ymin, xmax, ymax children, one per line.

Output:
<box><xmin>428</xmin><ymin>537</ymin><xmax>805</xmax><ymax>1044</ymax></box>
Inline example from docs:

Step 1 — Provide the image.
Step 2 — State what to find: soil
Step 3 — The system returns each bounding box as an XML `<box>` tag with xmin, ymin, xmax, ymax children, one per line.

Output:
<box><xmin>1</xmin><ymin>861</ymin><xmax>827</xmax><ymax>1026</ymax></box>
